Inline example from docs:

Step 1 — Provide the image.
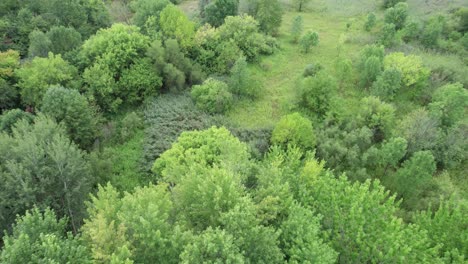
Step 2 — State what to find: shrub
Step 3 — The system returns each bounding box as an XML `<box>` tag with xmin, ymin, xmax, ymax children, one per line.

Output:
<box><xmin>364</xmin><ymin>13</ymin><xmax>376</xmax><ymax>32</ymax></box>
<box><xmin>191</xmin><ymin>78</ymin><xmax>233</xmax><ymax>114</ymax></box>
<box><xmin>142</xmin><ymin>94</ymin><xmax>212</xmax><ymax>173</ymax></box>
<box><xmin>303</xmin><ymin>63</ymin><xmax>323</xmax><ymax>77</ymax></box>
<box><xmin>228</xmin><ymin>56</ymin><xmax>258</xmax><ymax>98</ymax></box>
<box><xmin>299</xmin><ymin>73</ymin><xmax>337</xmax><ymax>117</ymax></box>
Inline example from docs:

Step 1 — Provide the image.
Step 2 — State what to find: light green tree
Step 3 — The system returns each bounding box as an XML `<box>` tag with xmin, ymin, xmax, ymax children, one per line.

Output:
<box><xmin>0</xmin><ymin>207</ymin><xmax>91</xmax><ymax>264</ymax></box>
<box><xmin>271</xmin><ymin>112</ymin><xmax>315</xmax><ymax>151</ymax></box>
<box><xmin>16</xmin><ymin>53</ymin><xmax>78</xmax><ymax>106</ymax></box>
<box><xmin>300</xmin><ymin>31</ymin><xmax>319</xmax><ymax>53</ymax></box>
<box><xmin>256</xmin><ymin>0</ymin><xmax>282</xmax><ymax>35</ymax></box>
<box><xmin>293</xmin><ymin>0</ymin><xmax>312</xmax><ymax>12</ymax></box>
<box><xmin>191</xmin><ymin>78</ymin><xmax>233</xmax><ymax>114</ymax></box>
<box><xmin>429</xmin><ymin>83</ymin><xmax>468</xmax><ymax>128</ymax></box>
<box><xmin>384</xmin><ymin>52</ymin><xmax>430</xmax><ymax>91</ymax></box>
<box><xmin>159</xmin><ymin>4</ymin><xmax>195</xmax><ymax>49</ymax></box>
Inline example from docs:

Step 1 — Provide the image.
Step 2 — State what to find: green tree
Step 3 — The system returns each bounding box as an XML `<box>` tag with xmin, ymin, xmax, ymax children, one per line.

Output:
<box><xmin>428</xmin><ymin>83</ymin><xmax>468</xmax><ymax>128</ymax></box>
<box><xmin>364</xmin><ymin>12</ymin><xmax>376</xmax><ymax>32</ymax></box>
<box><xmin>414</xmin><ymin>198</ymin><xmax>468</xmax><ymax>261</ymax></box>
<box><xmin>384</xmin><ymin>2</ymin><xmax>408</xmax><ymax>30</ymax></box>
<box><xmin>173</xmin><ymin>166</ymin><xmax>245</xmax><ymax>230</ymax></box>
<box><xmin>16</xmin><ymin>52</ymin><xmax>78</xmax><ymax>107</ymax></box>
<box><xmin>392</xmin><ymin>151</ymin><xmax>436</xmax><ymax>207</ymax></box>
<box><xmin>159</xmin><ymin>4</ymin><xmax>196</xmax><ymax>50</ymax></box>
<box><xmin>191</xmin><ymin>78</ymin><xmax>233</xmax><ymax>114</ymax></box>
<box><xmin>46</xmin><ymin>26</ymin><xmax>82</xmax><ymax>55</ymax></box>
<box><xmin>300</xmin><ymin>31</ymin><xmax>319</xmax><ymax>53</ymax></box>
<box><xmin>299</xmin><ymin>72</ymin><xmax>337</xmax><ymax>117</ymax></box>
<box><xmin>0</xmin><ymin>78</ymin><xmax>19</xmax><ymax>111</ymax></box>
<box><xmin>28</xmin><ymin>30</ymin><xmax>51</xmax><ymax>58</ymax></box>
<box><xmin>421</xmin><ymin>16</ymin><xmax>445</xmax><ymax>48</ymax></box>
<box><xmin>228</xmin><ymin>56</ymin><xmax>258</xmax><ymax>98</ymax></box>
<box><xmin>290</xmin><ymin>15</ymin><xmax>304</xmax><ymax>43</ymax></box>
<box><xmin>360</xmin><ymin>56</ymin><xmax>383</xmax><ymax>88</ymax></box>
<box><xmin>302</xmin><ymin>163</ymin><xmax>440</xmax><ymax>263</ymax></box>
<box><xmin>81</xmin><ymin>24</ymin><xmax>152</xmax><ymax>111</ymax></box>
<box><xmin>0</xmin><ymin>109</ymin><xmax>34</xmax><ymax>133</ymax></box>
<box><xmin>293</xmin><ymin>0</ymin><xmax>312</xmax><ymax>12</ymax></box>
<box><xmin>0</xmin><ymin>49</ymin><xmax>20</xmax><ymax>79</ymax></box>
<box><xmin>180</xmin><ymin>228</ymin><xmax>245</xmax><ymax>263</ymax></box>
<box><xmin>0</xmin><ymin>115</ymin><xmax>93</xmax><ymax>233</ymax></box>
<box><xmin>384</xmin><ymin>52</ymin><xmax>430</xmax><ymax>91</ymax></box>
<box><xmin>152</xmin><ymin>126</ymin><xmax>250</xmax><ymax>183</ymax></box>
<box><xmin>256</xmin><ymin>0</ymin><xmax>282</xmax><ymax>35</ymax></box>
<box><xmin>356</xmin><ymin>96</ymin><xmax>396</xmax><ymax>142</ymax></box>
<box><xmin>0</xmin><ymin>207</ymin><xmax>91</xmax><ymax>264</ymax></box>
<box><xmin>280</xmin><ymin>204</ymin><xmax>338</xmax><ymax>263</ymax></box>
<box><xmin>398</xmin><ymin>108</ymin><xmax>441</xmax><ymax>156</ymax></box>
<box><xmin>203</xmin><ymin>0</ymin><xmax>238</xmax><ymax>27</ymax></box>
<box><xmin>380</xmin><ymin>23</ymin><xmax>397</xmax><ymax>46</ymax></box>
<box><xmin>131</xmin><ymin>0</ymin><xmax>170</xmax><ymax>31</ymax></box>
<box><xmin>383</xmin><ymin>0</ymin><xmax>405</xmax><ymax>8</ymax></box>
<box><xmin>371</xmin><ymin>68</ymin><xmax>402</xmax><ymax>99</ymax></box>
<box><xmin>41</xmin><ymin>86</ymin><xmax>97</xmax><ymax>149</ymax></box>
<box><xmin>271</xmin><ymin>112</ymin><xmax>316</xmax><ymax>151</ymax></box>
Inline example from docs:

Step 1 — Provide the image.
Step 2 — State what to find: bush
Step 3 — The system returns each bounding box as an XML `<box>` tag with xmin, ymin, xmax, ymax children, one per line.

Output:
<box><xmin>303</xmin><ymin>63</ymin><xmax>323</xmax><ymax>77</ymax></box>
<box><xmin>271</xmin><ymin>112</ymin><xmax>316</xmax><ymax>151</ymax></box>
<box><xmin>191</xmin><ymin>78</ymin><xmax>233</xmax><ymax>114</ymax></box>
<box><xmin>142</xmin><ymin>94</ymin><xmax>212</xmax><ymax>173</ymax></box>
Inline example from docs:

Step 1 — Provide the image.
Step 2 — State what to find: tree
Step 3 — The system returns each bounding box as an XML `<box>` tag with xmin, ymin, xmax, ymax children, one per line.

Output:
<box><xmin>46</xmin><ymin>26</ymin><xmax>82</xmax><ymax>55</ymax></box>
<box><xmin>81</xmin><ymin>24</ymin><xmax>152</xmax><ymax>112</ymax></box>
<box><xmin>0</xmin><ymin>109</ymin><xmax>34</xmax><ymax>134</ymax></box>
<box><xmin>414</xmin><ymin>197</ymin><xmax>468</xmax><ymax>260</ymax></box>
<box><xmin>290</xmin><ymin>15</ymin><xmax>303</xmax><ymax>43</ymax></box>
<box><xmin>364</xmin><ymin>12</ymin><xmax>376</xmax><ymax>32</ymax></box>
<box><xmin>371</xmin><ymin>137</ymin><xmax>407</xmax><ymax>176</ymax></box>
<box><xmin>299</xmin><ymin>72</ymin><xmax>337</xmax><ymax>117</ymax></box>
<box><xmin>203</xmin><ymin>0</ymin><xmax>238</xmax><ymax>27</ymax></box>
<box><xmin>356</xmin><ymin>96</ymin><xmax>396</xmax><ymax>142</ymax></box>
<box><xmin>41</xmin><ymin>86</ymin><xmax>97</xmax><ymax>149</ymax></box>
<box><xmin>256</xmin><ymin>0</ymin><xmax>282</xmax><ymax>35</ymax></box>
<box><xmin>131</xmin><ymin>0</ymin><xmax>170</xmax><ymax>31</ymax></box>
<box><xmin>159</xmin><ymin>4</ymin><xmax>196</xmax><ymax>50</ymax></box>
<box><xmin>384</xmin><ymin>2</ymin><xmax>408</xmax><ymax>30</ymax></box>
<box><xmin>428</xmin><ymin>83</ymin><xmax>468</xmax><ymax>128</ymax></box>
<box><xmin>16</xmin><ymin>53</ymin><xmax>78</xmax><ymax>107</ymax></box>
<box><xmin>173</xmin><ymin>166</ymin><xmax>245</xmax><ymax>230</ymax></box>
<box><xmin>335</xmin><ymin>57</ymin><xmax>353</xmax><ymax>90</ymax></box>
<box><xmin>0</xmin><ymin>207</ymin><xmax>91</xmax><ymax>264</ymax></box>
<box><xmin>280</xmin><ymin>204</ymin><xmax>338</xmax><ymax>263</ymax></box>
<box><xmin>379</xmin><ymin>23</ymin><xmax>397</xmax><ymax>47</ymax></box>
<box><xmin>152</xmin><ymin>126</ymin><xmax>250</xmax><ymax>183</ymax></box>
<box><xmin>191</xmin><ymin>78</ymin><xmax>233</xmax><ymax>114</ymax></box>
<box><xmin>383</xmin><ymin>0</ymin><xmax>405</xmax><ymax>8</ymax></box>
<box><xmin>360</xmin><ymin>56</ymin><xmax>383</xmax><ymax>88</ymax></box>
<box><xmin>28</xmin><ymin>30</ymin><xmax>52</xmax><ymax>58</ymax></box>
<box><xmin>0</xmin><ymin>78</ymin><xmax>19</xmax><ymax>111</ymax></box>
<box><xmin>398</xmin><ymin>108</ymin><xmax>442</xmax><ymax>156</ymax></box>
<box><xmin>384</xmin><ymin>52</ymin><xmax>430</xmax><ymax>91</ymax></box>
<box><xmin>300</xmin><ymin>31</ymin><xmax>319</xmax><ymax>53</ymax></box>
<box><xmin>0</xmin><ymin>115</ymin><xmax>93</xmax><ymax>233</ymax></box>
<box><xmin>293</xmin><ymin>0</ymin><xmax>312</xmax><ymax>12</ymax></box>
<box><xmin>218</xmin><ymin>15</ymin><xmax>269</xmax><ymax>61</ymax></box>
<box><xmin>421</xmin><ymin>16</ymin><xmax>445</xmax><ymax>48</ymax></box>
<box><xmin>271</xmin><ymin>112</ymin><xmax>316</xmax><ymax>151</ymax></box>
<box><xmin>180</xmin><ymin>228</ymin><xmax>245</xmax><ymax>263</ymax></box>
<box><xmin>0</xmin><ymin>49</ymin><xmax>20</xmax><ymax>79</ymax></box>
<box><xmin>371</xmin><ymin>67</ymin><xmax>402</xmax><ymax>99</ymax></box>
<box><xmin>228</xmin><ymin>56</ymin><xmax>257</xmax><ymax>98</ymax></box>
<box><xmin>392</xmin><ymin>151</ymin><xmax>436</xmax><ymax>207</ymax></box>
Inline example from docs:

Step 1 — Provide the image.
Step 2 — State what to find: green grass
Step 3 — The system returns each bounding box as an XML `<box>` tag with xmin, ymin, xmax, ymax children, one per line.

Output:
<box><xmin>105</xmin><ymin>129</ymin><xmax>146</xmax><ymax>192</ymax></box>
<box><xmin>227</xmin><ymin>11</ymin><xmax>367</xmax><ymax>129</ymax></box>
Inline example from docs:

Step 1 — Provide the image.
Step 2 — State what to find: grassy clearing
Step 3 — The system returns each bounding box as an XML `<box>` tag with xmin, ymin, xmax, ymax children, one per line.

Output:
<box><xmin>227</xmin><ymin>11</ymin><xmax>368</xmax><ymax>129</ymax></box>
